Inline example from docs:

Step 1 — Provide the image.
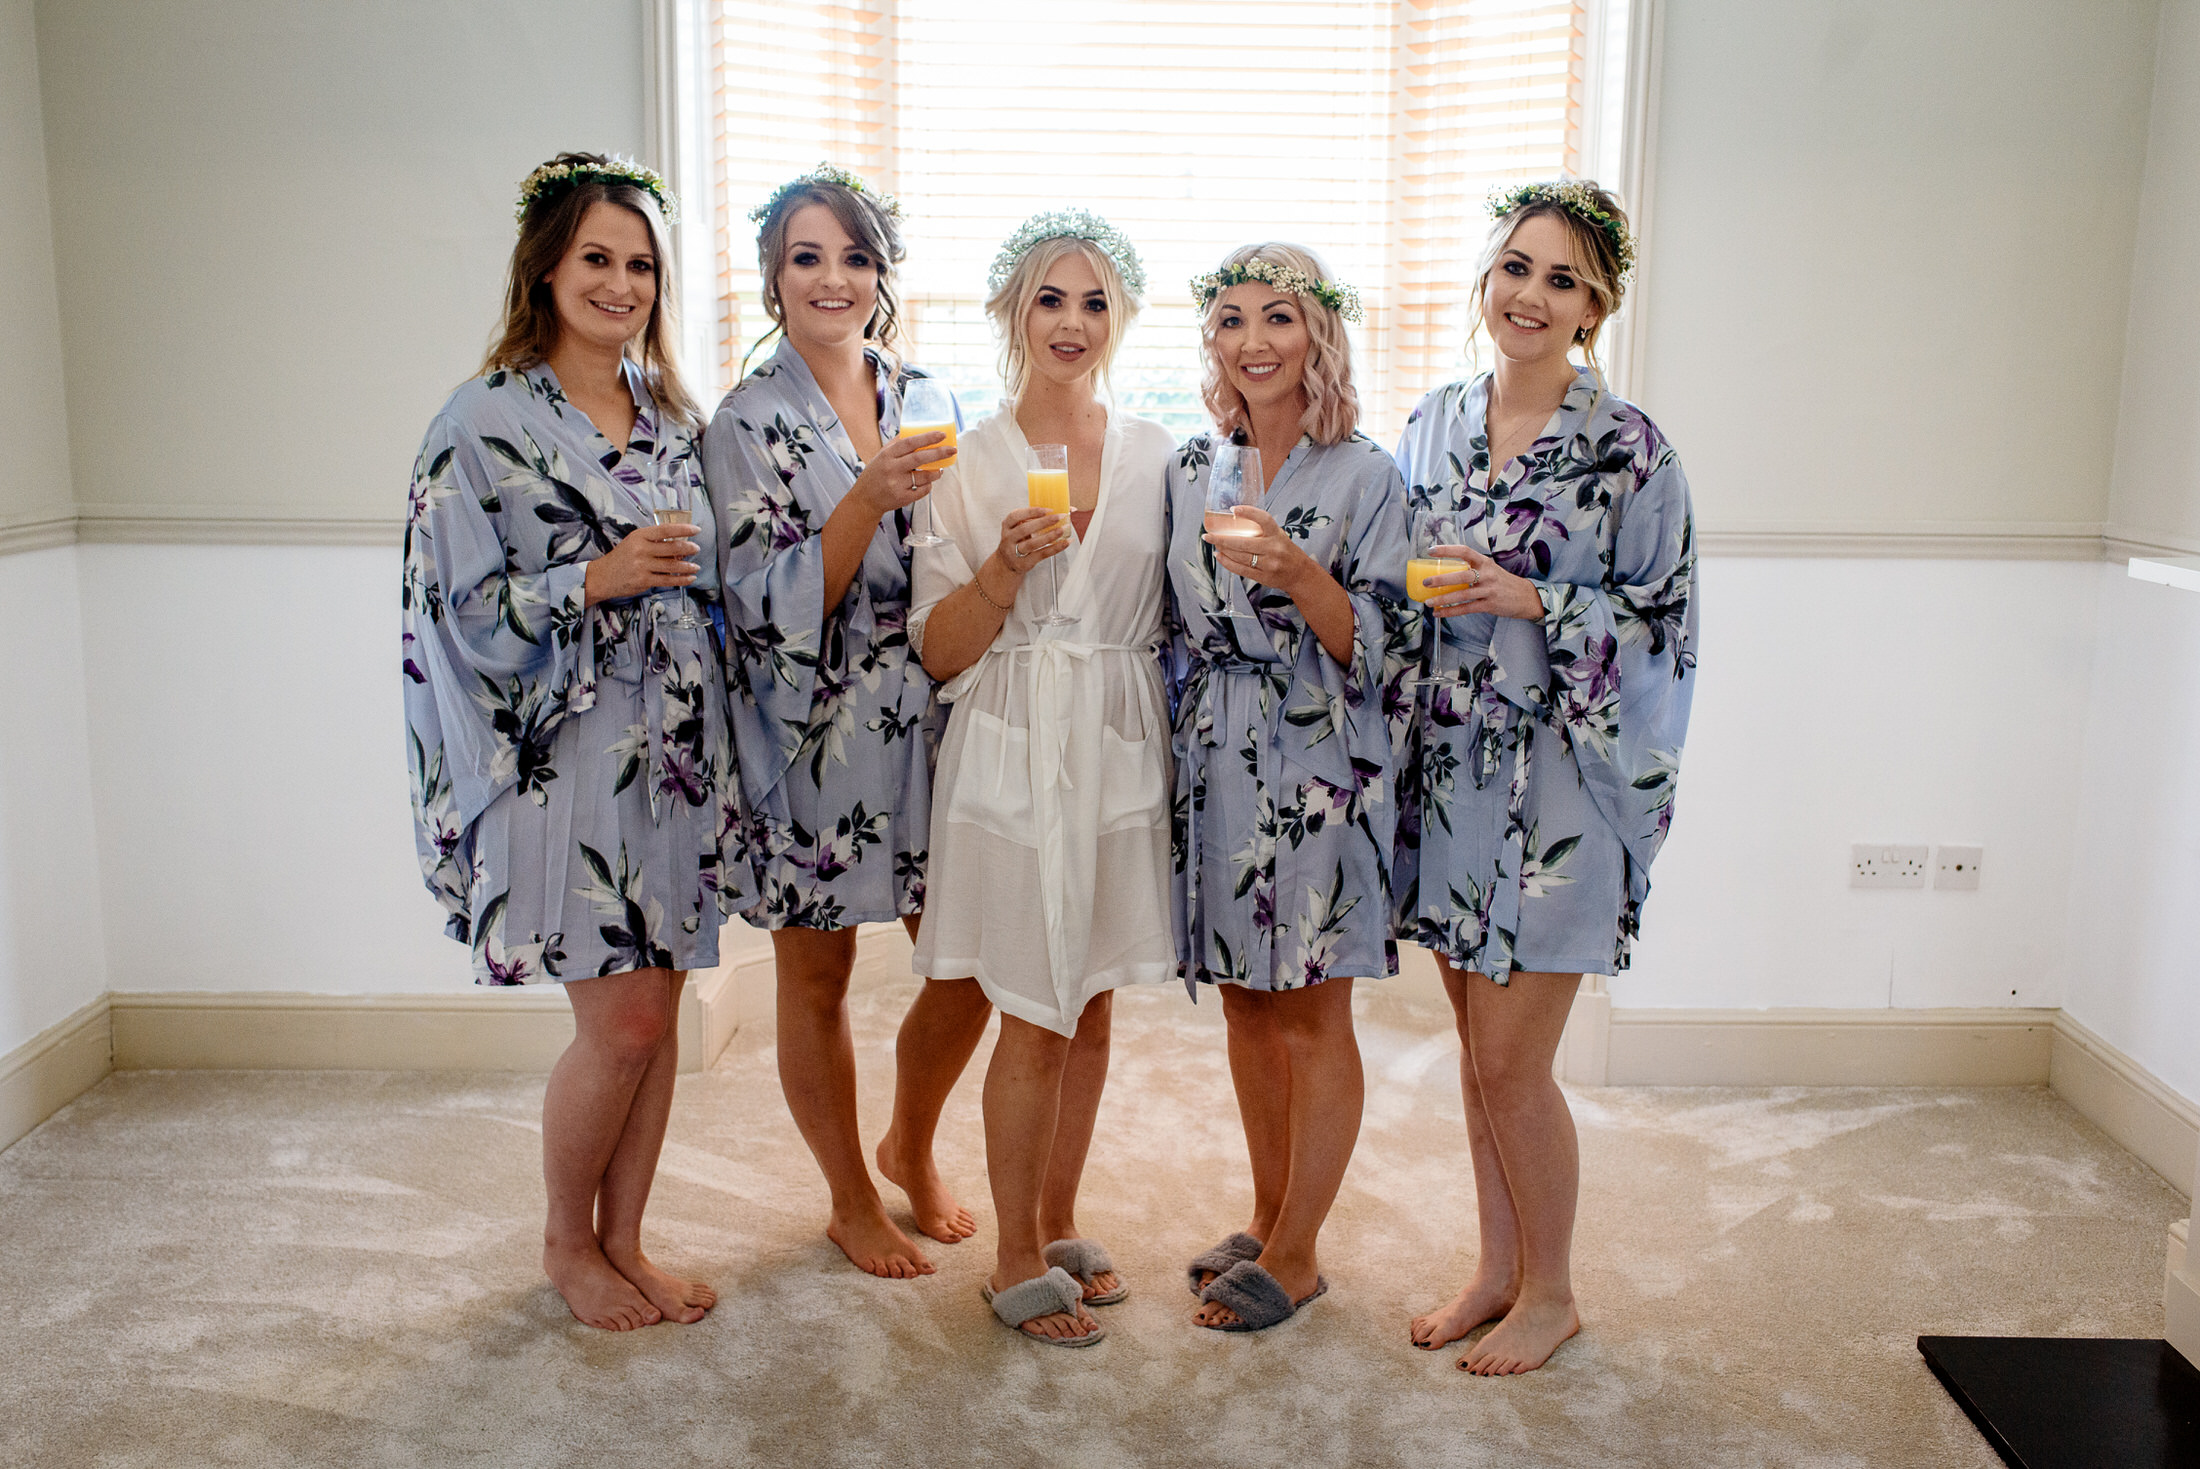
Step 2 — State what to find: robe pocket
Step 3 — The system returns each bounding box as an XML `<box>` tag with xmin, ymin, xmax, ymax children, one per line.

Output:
<box><xmin>1097</xmin><ymin>728</ymin><xmax>1168</xmax><ymax>835</ymax></box>
<box><xmin>943</xmin><ymin>709</ymin><xmax>1035</xmax><ymax>844</ymax></box>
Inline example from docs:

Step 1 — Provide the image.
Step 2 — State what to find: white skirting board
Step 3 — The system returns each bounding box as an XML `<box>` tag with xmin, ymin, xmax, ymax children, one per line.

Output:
<box><xmin>2170</xmin><ymin>1219</ymin><xmax>2198</xmax><ymax>1370</ymax></box>
<box><xmin>0</xmin><ymin>994</ymin><xmax>112</xmax><ymax>1155</ymax></box>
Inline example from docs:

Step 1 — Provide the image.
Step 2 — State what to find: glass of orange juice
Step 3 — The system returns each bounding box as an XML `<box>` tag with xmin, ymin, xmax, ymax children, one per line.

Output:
<box><xmin>1408</xmin><ymin>512</ymin><xmax>1469</xmax><ymax>687</ymax></box>
<box><xmin>1027</xmin><ymin>442</ymin><xmax>1074</xmax><ymax>626</ymax></box>
<box><xmin>898</xmin><ymin>377</ymin><xmax>956</xmax><ymax>548</ymax></box>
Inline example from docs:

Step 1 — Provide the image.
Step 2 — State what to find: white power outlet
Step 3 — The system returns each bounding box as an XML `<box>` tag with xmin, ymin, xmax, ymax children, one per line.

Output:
<box><xmin>1851</xmin><ymin>843</ymin><xmax>1930</xmax><ymax>889</ymax></box>
<box><xmin>1934</xmin><ymin>845</ymin><xmax>1983</xmax><ymax>890</ymax></box>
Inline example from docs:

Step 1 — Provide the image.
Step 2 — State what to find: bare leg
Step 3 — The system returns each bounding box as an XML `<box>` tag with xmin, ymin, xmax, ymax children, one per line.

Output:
<box><xmin>1197</xmin><ymin>979</ymin><xmax>1363</xmax><ymax>1328</ymax></box>
<box><xmin>877</xmin><ymin>916</ymin><xmax>993</xmax><ymax>1243</ymax></box>
<box><xmin>595</xmin><ymin>970</ymin><xmax>716</xmax><ymax>1324</ymax></box>
<box><xmin>542</xmin><ymin>969</ymin><xmax>676</xmax><ymax>1330</ymax></box>
<box><xmin>985</xmin><ymin>1012</ymin><xmax>1099</xmax><ymax>1342</ymax></box>
<box><xmin>1036</xmin><ymin>991</ymin><xmax>1119</xmax><ymax>1301</ymax></box>
<box><xmin>1458</xmin><ymin>969</ymin><xmax>1582</xmax><ymax>1375</ymax></box>
<box><xmin>1190</xmin><ymin>984</ymin><xmax>1291</xmax><ymax>1296</ymax></box>
<box><xmin>773</xmin><ymin>925</ymin><xmax>933</xmax><ymax>1278</ymax></box>
<box><xmin>1411</xmin><ymin>957</ymin><xmax>1524</xmax><ymax>1348</ymax></box>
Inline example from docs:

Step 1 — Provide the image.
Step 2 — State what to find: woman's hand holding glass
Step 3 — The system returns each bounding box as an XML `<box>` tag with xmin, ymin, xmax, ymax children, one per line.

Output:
<box><xmin>1417</xmin><ymin>545</ymin><xmax>1544</xmax><ymax>622</ymax></box>
<box><xmin>1201</xmin><ymin>505</ymin><xmax>1318</xmax><ymax>599</ymax></box>
<box><xmin>583</xmin><ymin>522</ymin><xmax>698</xmax><ymax>607</ymax></box>
<box><xmin>996</xmin><ymin>505</ymin><xmax>1070</xmax><ymax>572</ymax></box>
<box><xmin>850</xmin><ymin>430</ymin><xmax>953</xmax><ymax>522</ymax></box>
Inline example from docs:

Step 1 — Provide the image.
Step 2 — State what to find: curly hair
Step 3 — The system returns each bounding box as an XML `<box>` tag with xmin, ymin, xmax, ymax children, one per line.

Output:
<box><xmin>749</xmin><ymin>179</ymin><xmax>907</xmax><ymax>368</ymax></box>
<box><xmin>985</xmin><ymin>235</ymin><xmax>1142</xmax><ymax>405</ymax></box>
<box><xmin>482</xmin><ymin>150</ymin><xmax>699</xmax><ymax>426</ymax></box>
<box><xmin>1468</xmin><ymin>179</ymin><xmax>1630</xmax><ymax>382</ymax></box>
<box><xmin>1197</xmin><ymin>242</ymin><xmax>1359</xmax><ymax>446</ymax></box>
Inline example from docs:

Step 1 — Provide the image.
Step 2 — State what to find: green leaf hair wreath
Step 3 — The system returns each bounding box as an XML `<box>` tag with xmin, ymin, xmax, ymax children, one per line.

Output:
<box><xmin>748</xmin><ymin>162</ymin><xmax>902</xmax><ymax>225</ymax></box>
<box><xmin>1189</xmin><ymin>257</ymin><xmax>1363</xmax><ymax>322</ymax></box>
<box><xmin>515</xmin><ymin>156</ymin><xmax>678</xmax><ymax>226</ymax></box>
<box><xmin>1487</xmin><ymin>180</ymin><xmax>1636</xmax><ymax>281</ymax></box>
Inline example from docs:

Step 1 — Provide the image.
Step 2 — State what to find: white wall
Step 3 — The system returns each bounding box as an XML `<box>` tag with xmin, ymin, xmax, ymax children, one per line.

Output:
<box><xmin>33</xmin><ymin>0</ymin><xmax>645</xmax><ymax>532</ymax></box>
<box><xmin>1619</xmin><ymin>559</ymin><xmax>2095</xmax><ymax>1009</ymax></box>
<box><xmin>0</xmin><ymin>549</ymin><xmax>108</xmax><ymax>1052</ymax></box>
<box><xmin>0</xmin><ymin>0</ymin><xmax>73</xmax><ymax>532</ymax></box>
<box><xmin>1643</xmin><ymin>0</ymin><xmax>2160</xmax><ymax>541</ymax></box>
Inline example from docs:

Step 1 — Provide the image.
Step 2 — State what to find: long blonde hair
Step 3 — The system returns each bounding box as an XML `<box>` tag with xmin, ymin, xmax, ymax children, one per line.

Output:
<box><xmin>481</xmin><ymin>151</ymin><xmax>698</xmax><ymax>426</ymax></box>
<box><xmin>1467</xmin><ymin>180</ymin><xmax>1630</xmax><ymax>382</ymax></box>
<box><xmin>985</xmin><ymin>236</ymin><xmax>1142</xmax><ymax>404</ymax></box>
<box><xmin>1198</xmin><ymin>243</ymin><xmax>1360</xmax><ymax>446</ymax></box>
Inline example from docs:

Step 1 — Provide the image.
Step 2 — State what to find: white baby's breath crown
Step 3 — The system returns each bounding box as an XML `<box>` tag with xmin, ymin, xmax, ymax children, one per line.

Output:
<box><xmin>1190</xmin><ymin>256</ymin><xmax>1362</xmax><ymax>323</ymax></box>
<box><xmin>987</xmin><ymin>209</ymin><xmax>1147</xmax><ymax>298</ymax></box>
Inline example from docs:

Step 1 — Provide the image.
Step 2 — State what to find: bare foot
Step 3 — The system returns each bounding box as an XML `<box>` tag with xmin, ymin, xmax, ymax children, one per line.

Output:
<box><xmin>1460</xmin><ymin>1295</ymin><xmax>1579</xmax><ymax>1375</ymax></box>
<box><xmin>605</xmin><ymin>1247</ymin><xmax>716</xmax><ymax>1325</ymax></box>
<box><xmin>827</xmin><ymin>1202</ymin><xmax>937</xmax><ymax>1279</ymax></box>
<box><xmin>1410</xmin><ymin>1269</ymin><xmax>1518</xmax><ymax>1350</ymax></box>
<box><xmin>1194</xmin><ymin>1255</ymin><xmax>1320</xmax><ymax>1330</ymax></box>
<box><xmin>544</xmin><ymin>1242</ymin><xmax>662</xmax><ymax>1331</ymax></box>
<box><xmin>1191</xmin><ymin>1229</ymin><xmax>1265</xmax><ymax>1293</ymax></box>
<box><xmin>1075</xmin><ymin>1270</ymin><xmax>1122</xmax><ymax>1304</ymax></box>
<box><xmin>991</xmin><ymin>1275</ymin><xmax>1101</xmax><ymax>1342</ymax></box>
<box><xmin>875</xmin><ymin>1131</ymin><xmax>977</xmax><ymax>1243</ymax></box>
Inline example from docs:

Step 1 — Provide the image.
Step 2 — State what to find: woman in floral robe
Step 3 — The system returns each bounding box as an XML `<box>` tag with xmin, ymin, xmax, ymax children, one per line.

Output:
<box><xmin>702</xmin><ymin>168</ymin><xmax>990</xmax><ymax>1279</ymax></box>
<box><xmin>403</xmin><ymin>154</ymin><xmax>738</xmax><ymax>1332</ymax></box>
<box><xmin>1395</xmin><ymin>182</ymin><xmax>1696</xmax><ymax>1377</ymax></box>
<box><xmin>1166</xmin><ymin>244</ymin><xmax>1416</xmax><ymax>1333</ymax></box>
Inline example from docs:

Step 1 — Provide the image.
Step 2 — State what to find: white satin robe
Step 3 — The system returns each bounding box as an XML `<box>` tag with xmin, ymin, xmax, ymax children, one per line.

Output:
<box><xmin>909</xmin><ymin>408</ymin><xmax>1177</xmax><ymax>1036</ymax></box>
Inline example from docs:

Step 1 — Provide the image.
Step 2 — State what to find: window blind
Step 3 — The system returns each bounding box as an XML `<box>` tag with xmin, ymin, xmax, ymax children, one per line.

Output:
<box><xmin>709</xmin><ymin>0</ymin><xmax>1587</xmax><ymax>439</ymax></box>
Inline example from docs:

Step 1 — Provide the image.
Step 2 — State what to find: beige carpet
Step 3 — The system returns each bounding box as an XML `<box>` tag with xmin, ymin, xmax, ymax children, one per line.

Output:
<box><xmin>0</xmin><ymin>978</ymin><xmax>2182</xmax><ymax>1468</ymax></box>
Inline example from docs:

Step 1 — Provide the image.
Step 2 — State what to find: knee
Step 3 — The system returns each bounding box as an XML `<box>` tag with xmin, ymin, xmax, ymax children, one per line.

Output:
<box><xmin>1075</xmin><ymin>991</ymin><xmax>1113</xmax><ymax>1044</ymax></box>
<box><xmin>1467</xmin><ymin>1043</ymin><xmax>1551</xmax><ymax>1106</ymax></box>
<box><xmin>586</xmin><ymin>996</ymin><xmax>676</xmax><ymax>1069</ymax></box>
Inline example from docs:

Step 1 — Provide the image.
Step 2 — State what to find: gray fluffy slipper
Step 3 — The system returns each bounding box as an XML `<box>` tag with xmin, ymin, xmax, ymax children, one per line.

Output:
<box><xmin>982</xmin><ymin>1266</ymin><xmax>1106</xmax><ymax>1347</ymax></box>
<box><xmin>1197</xmin><ymin>1259</ymin><xmax>1329</xmax><ymax>1332</ymax></box>
<box><xmin>1186</xmin><ymin>1231</ymin><xmax>1265</xmax><ymax>1296</ymax></box>
<box><xmin>1042</xmin><ymin>1237</ymin><xmax>1128</xmax><ymax>1306</ymax></box>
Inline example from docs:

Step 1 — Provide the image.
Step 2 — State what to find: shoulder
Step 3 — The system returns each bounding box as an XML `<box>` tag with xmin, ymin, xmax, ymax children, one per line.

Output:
<box><xmin>1400</xmin><ymin>376</ymin><xmax>1485</xmax><ymax>438</ymax></box>
<box><xmin>1322</xmin><ymin>433</ymin><xmax>1403</xmax><ymax>490</ymax></box>
<box><xmin>434</xmin><ymin>369</ymin><xmax>534</xmax><ymax>431</ymax></box>
<box><xmin>1116</xmin><ymin>413</ymin><xmax>1179</xmax><ymax>464</ymax></box>
<box><xmin>1583</xmin><ymin>388</ymin><xmax>1678</xmax><ymax>470</ymax></box>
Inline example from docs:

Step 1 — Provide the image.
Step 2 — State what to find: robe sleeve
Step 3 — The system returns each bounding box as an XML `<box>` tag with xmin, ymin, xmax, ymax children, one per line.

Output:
<box><xmin>1491</xmin><ymin>429</ymin><xmax>1697</xmax><ymax>870</ymax></box>
<box><xmin>401</xmin><ymin>414</ymin><xmax>594</xmax><ymax>931</ymax></box>
<box><xmin>702</xmin><ymin>400</ymin><xmax>830</xmax><ymax>807</ymax></box>
<box><xmin>907</xmin><ymin>460</ymin><xmax>979</xmax><ymax>665</ymax></box>
<box><xmin>1272</xmin><ymin>449</ymin><xmax>1414</xmax><ymax>810</ymax></box>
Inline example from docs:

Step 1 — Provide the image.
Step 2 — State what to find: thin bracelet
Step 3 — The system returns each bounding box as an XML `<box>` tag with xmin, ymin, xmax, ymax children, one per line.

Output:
<box><xmin>971</xmin><ymin>568</ymin><xmax>1014</xmax><ymax>614</ymax></box>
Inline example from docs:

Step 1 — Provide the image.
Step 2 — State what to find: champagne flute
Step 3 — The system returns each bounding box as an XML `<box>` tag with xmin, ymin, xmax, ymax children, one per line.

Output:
<box><xmin>653</xmin><ymin>483</ymin><xmax>703</xmax><ymax>631</ymax></box>
<box><xmin>896</xmin><ymin>377</ymin><xmax>956</xmax><ymax>549</ymax></box>
<box><xmin>1027</xmin><ymin>442</ymin><xmax>1075</xmax><ymax>627</ymax></box>
<box><xmin>1202</xmin><ymin>442</ymin><xmax>1263</xmax><ymax>620</ymax></box>
<box><xmin>1407</xmin><ymin>511</ymin><xmax>1467</xmax><ymax>685</ymax></box>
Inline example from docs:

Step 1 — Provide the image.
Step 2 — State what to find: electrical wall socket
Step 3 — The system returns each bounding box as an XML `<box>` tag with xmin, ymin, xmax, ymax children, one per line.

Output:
<box><xmin>1934</xmin><ymin>845</ymin><xmax>1983</xmax><ymax>890</ymax></box>
<box><xmin>1851</xmin><ymin>843</ymin><xmax>1930</xmax><ymax>889</ymax></box>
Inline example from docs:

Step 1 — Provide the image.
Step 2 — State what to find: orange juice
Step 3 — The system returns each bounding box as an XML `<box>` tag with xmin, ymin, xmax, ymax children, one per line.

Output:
<box><xmin>1027</xmin><ymin>469</ymin><xmax>1070</xmax><ymax>513</ymax></box>
<box><xmin>1407</xmin><ymin>557</ymin><xmax>1451</xmax><ymax>602</ymax></box>
<box><xmin>898</xmin><ymin>419</ymin><xmax>957</xmax><ymax>468</ymax></box>
<box><xmin>1204</xmin><ymin>509</ymin><xmax>1258</xmax><ymax>538</ymax></box>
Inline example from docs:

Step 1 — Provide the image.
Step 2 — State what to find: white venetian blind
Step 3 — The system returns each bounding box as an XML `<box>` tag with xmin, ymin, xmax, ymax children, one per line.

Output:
<box><xmin>709</xmin><ymin>0</ymin><xmax>1589</xmax><ymax>440</ymax></box>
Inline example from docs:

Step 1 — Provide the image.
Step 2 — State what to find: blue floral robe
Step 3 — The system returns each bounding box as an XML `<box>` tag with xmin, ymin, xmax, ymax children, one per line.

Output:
<box><xmin>1164</xmin><ymin>432</ymin><xmax>1418</xmax><ymax>991</ymax></box>
<box><xmin>401</xmin><ymin>362</ymin><xmax>745</xmax><ymax>984</ymax></box>
<box><xmin>701</xmin><ymin>339</ymin><xmax>949</xmax><ymax>930</ymax></box>
<box><xmin>1392</xmin><ymin>368</ymin><xmax>1697</xmax><ymax>980</ymax></box>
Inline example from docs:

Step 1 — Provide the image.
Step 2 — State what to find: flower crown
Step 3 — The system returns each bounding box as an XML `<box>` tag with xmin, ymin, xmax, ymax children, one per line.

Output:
<box><xmin>515</xmin><ymin>157</ymin><xmax>678</xmax><ymax>226</ymax></box>
<box><xmin>1488</xmin><ymin>180</ymin><xmax>1635</xmax><ymax>281</ymax></box>
<box><xmin>1190</xmin><ymin>257</ymin><xmax>1362</xmax><ymax>323</ymax></box>
<box><xmin>987</xmin><ymin>209</ymin><xmax>1147</xmax><ymax>298</ymax></box>
<box><xmin>748</xmin><ymin>162</ymin><xmax>902</xmax><ymax>226</ymax></box>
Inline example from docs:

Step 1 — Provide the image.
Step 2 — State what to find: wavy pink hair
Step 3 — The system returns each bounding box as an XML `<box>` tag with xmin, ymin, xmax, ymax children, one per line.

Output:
<box><xmin>1197</xmin><ymin>242</ymin><xmax>1360</xmax><ymax>446</ymax></box>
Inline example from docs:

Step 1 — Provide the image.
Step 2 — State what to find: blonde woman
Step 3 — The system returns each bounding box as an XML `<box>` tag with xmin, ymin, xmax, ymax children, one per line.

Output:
<box><xmin>1394</xmin><ymin>181</ymin><xmax>1696</xmax><ymax>1375</ymax></box>
<box><xmin>912</xmin><ymin>211</ymin><xmax>1176</xmax><ymax>1346</ymax></box>
<box><xmin>402</xmin><ymin>153</ymin><xmax>736</xmax><ymax>1330</ymax></box>
<box><xmin>1166</xmin><ymin>244</ymin><xmax>1416</xmax><ymax>1332</ymax></box>
<box><xmin>701</xmin><ymin>165</ymin><xmax>986</xmax><ymax>1280</ymax></box>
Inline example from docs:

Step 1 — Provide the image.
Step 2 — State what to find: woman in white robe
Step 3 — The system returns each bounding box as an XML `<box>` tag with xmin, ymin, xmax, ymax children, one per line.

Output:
<box><xmin>912</xmin><ymin>212</ymin><xmax>1174</xmax><ymax>1346</ymax></box>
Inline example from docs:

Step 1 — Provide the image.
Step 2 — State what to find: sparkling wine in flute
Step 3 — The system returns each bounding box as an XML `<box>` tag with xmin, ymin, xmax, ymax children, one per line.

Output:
<box><xmin>1204</xmin><ymin>509</ymin><xmax>1259</xmax><ymax>538</ymax></box>
<box><xmin>652</xmin><ymin>503</ymin><xmax>702</xmax><ymax>629</ymax></box>
<box><xmin>1028</xmin><ymin>443</ymin><xmax>1074</xmax><ymax>626</ymax></box>
<box><xmin>1203</xmin><ymin>443</ymin><xmax>1264</xmax><ymax>618</ymax></box>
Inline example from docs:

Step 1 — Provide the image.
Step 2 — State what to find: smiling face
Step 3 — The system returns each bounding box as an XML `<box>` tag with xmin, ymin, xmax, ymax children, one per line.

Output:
<box><xmin>776</xmin><ymin>201</ymin><xmax>882</xmax><ymax>353</ymax></box>
<box><xmin>1022</xmin><ymin>248</ymin><xmax>1111</xmax><ymax>391</ymax></box>
<box><xmin>542</xmin><ymin>201</ymin><xmax>658</xmax><ymax>354</ymax></box>
<box><xmin>1481</xmin><ymin>211</ymin><xmax>1603</xmax><ymax>368</ymax></box>
<box><xmin>1212</xmin><ymin>280</ymin><xmax>1311</xmax><ymax>417</ymax></box>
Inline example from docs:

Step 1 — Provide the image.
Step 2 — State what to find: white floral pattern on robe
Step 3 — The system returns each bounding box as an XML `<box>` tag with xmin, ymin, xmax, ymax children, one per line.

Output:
<box><xmin>402</xmin><ymin>362</ymin><xmax>745</xmax><ymax>983</ymax></box>
<box><xmin>1163</xmin><ymin>432</ymin><xmax>1418</xmax><ymax>992</ymax></box>
<box><xmin>1392</xmin><ymin>368</ymin><xmax>1697</xmax><ymax>980</ymax></box>
<box><xmin>702</xmin><ymin>339</ymin><xmax>950</xmax><ymax>930</ymax></box>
